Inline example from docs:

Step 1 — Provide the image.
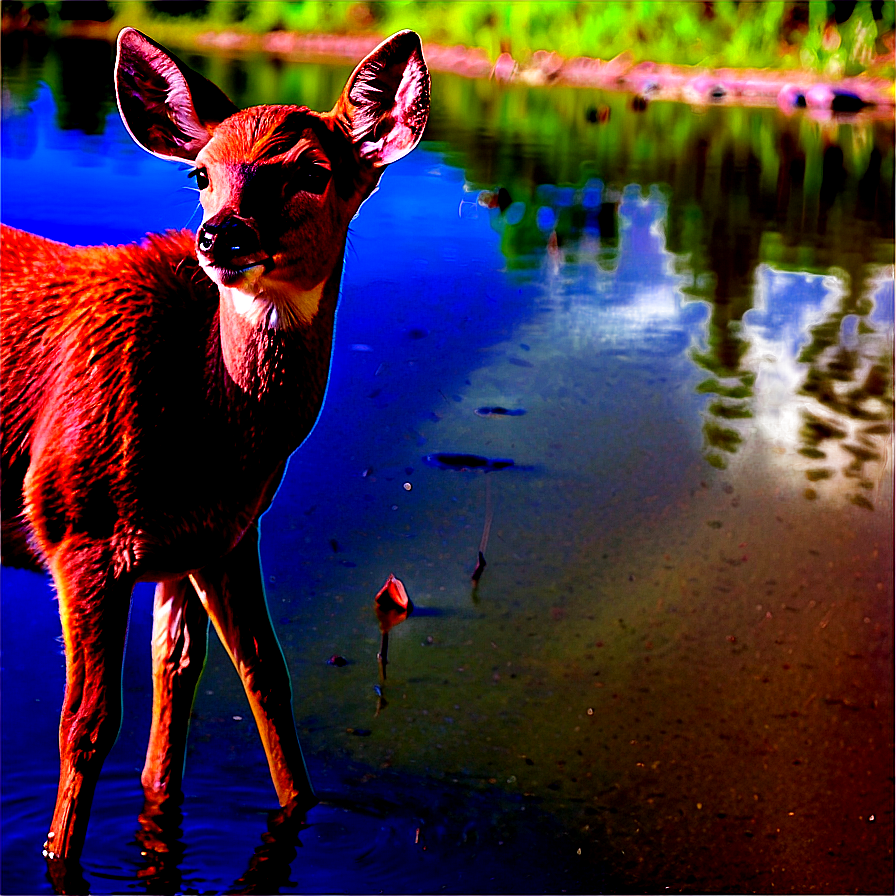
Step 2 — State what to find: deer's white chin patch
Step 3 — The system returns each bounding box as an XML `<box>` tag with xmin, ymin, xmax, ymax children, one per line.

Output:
<box><xmin>216</xmin><ymin>272</ymin><xmax>326</xmax><ymax>331</ymax></box>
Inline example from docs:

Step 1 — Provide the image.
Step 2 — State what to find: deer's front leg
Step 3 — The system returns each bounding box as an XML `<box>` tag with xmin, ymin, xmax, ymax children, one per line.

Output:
<box><xmin>45</xmin><ymin>542</ymin><xmax>132</xmax><ymax>866</ymax></box>
<box><xmin>189</xmin><ymin>523</ymin><xmax>317</xmax><ymax>814</ymax></box>
<box><xmin>141</xmin><ymin>577</ymin><xmax>209</xmax><ymax>809</ymax></box>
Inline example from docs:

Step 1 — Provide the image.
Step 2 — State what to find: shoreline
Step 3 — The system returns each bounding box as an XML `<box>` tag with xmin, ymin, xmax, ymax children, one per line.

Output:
<box><xmin>5</xmin><ymin>18</ymin><xmax>895</xmax><ymax>118</ymax></box>
<box><xmin>223</xmin><ymin>30</ymin><xmax>896</xmax><ymax>118</ymax></box>
<box><xmin>184</xmin><ymin>27</ymin><xmax>896</xmax><ymax>119</ymax></box>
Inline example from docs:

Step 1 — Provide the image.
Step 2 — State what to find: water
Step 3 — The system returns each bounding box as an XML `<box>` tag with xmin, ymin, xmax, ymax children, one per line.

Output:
<box><xmin>2</xmin><ymin>34</ymin><xmax>893</xmax><ymax>894</ymax></box>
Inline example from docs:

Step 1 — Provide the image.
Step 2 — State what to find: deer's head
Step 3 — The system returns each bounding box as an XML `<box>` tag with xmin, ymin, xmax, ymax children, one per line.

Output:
<box><xmin>115</xmin><ymin>29</ymin><xmax>429</xmax><ymax>331</ymax></box>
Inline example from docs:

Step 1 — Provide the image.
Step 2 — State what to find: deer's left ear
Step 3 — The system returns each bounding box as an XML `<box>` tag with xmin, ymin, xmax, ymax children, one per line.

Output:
<box><xmin>333</xmin><ymin>30</ymin><xmax>430</xmax><ymax>168</ymax></box>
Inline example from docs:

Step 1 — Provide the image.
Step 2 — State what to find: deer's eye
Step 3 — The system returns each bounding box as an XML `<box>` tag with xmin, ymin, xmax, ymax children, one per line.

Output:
<box><xmin>189</xmin><ymin>167</ymin><xmax>209</xmax><ymax>190</ymax></box>
<box><xmin>295</xmin><ymin>164</ymin><xmax>330</xmax><ymax>196</ymax></box>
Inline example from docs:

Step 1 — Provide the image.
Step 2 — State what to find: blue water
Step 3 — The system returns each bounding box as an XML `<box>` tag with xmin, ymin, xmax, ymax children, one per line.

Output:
<box><xmin>2</xmin><ymin>41</ymin><xmax>894</xmax><ymax>895</ymax></box>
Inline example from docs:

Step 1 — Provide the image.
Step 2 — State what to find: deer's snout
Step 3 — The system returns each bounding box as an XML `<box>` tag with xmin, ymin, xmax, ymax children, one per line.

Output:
<box><xmin>197</xmin><ymin>213</ymin><xmax>263</xmax><ymax>267</ymax></box>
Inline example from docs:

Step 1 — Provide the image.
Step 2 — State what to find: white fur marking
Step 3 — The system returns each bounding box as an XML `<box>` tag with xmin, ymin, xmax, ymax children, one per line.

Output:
<box><xmin>229</xmin><ymin>285</ymin><xmax>260</xmax><ymax>318</ymax></box>
<box><xmin>282</xmin><ymin>280</ymin><xmax>325</xmax><ymax>327</ymax></box>
<box><xmin>220</xmin><ymin>279</ymin><xmax>326</xmax><ymax>331</ymax></box>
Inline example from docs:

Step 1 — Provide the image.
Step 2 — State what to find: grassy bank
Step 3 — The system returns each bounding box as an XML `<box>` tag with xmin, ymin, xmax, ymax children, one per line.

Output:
<box><xmin>6</xmin><ymin>1</ymin><xmax>896</xmax><ymax>77</ymax></box>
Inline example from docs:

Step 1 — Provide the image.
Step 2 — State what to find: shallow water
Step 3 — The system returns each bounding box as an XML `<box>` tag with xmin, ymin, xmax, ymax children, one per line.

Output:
<box><xmin>1</xmin><ymin>35</ymin><xmax>893</xmax><ymax>894</ymax></box>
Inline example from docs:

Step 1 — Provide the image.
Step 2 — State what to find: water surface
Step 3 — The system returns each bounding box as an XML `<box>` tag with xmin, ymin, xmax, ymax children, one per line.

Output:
<box><xmin>1</xmin><ymin>34</ymin><xmax>893</xmax><ymax>894</ymax></box>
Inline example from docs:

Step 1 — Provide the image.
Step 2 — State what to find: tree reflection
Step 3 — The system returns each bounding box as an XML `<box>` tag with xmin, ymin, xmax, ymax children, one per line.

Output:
<box><xmin>441</xmin><ymin>76</ymin><xmax>893</xmax><ymax>486</ymax></box>
<box><xmin>665</xmin><ymin>198</ymin><xmax>750</xmax><ymax>468</ymax></box>
<box><xmin>692</xmin><ymin>327</ymin><xmax>752</xmax><ymax>467</ymax></box>
<box><xmin>796</xmin><ymin>270</ymin><xmax>893</xmax><ymax>509</ymax></box>
<box><xmin>54</xmin><ymin>37</ymin><xmax>115</xmax><ymax>134</ymax></box>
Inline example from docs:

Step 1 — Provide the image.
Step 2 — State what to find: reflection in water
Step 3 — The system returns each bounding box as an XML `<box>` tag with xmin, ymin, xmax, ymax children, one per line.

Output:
<box><xmin>1</xmin><ymin>36</ymin><xmax>893</xmax><ymax>896</ymax></box>
<box><xmin>688</xmin><ymin>289</ymin><xmax>754</xmax><ymax>468</ymax></box>
<box><xmin>55</xmin><ymin>37</ymin><xmax>115</xmax><ymax>134</ymax></box>
<box><xmin>795</xmin><ymin>271</ymin><xmax>893</xmax><ymax>508</ymax></box>
<box><xmin>227</xmin><ymin>805</ymin><xmax>307</xmax><ymax>896</ymax></box>
<box><xmin>463</xmin><ymin>91</ymin><xmax>894</xmax><ymax>488</ymax></box>
<box><xmin>134</xmin><ymin>797</ymin><xmax>186</xmax><ymax>894</ymax></box>
<box><xmin>132</xmin><ymin>793</ymin><xmax>308</xmax><ymax>895</ymax></box>
<box><xmin>434</xmin><ymin>73</ymin><xmax>893</xmax><ymax>485</ymax></box>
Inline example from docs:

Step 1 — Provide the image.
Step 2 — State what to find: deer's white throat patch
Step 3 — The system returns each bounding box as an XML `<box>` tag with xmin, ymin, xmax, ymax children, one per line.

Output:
<box><xmin>220</xmin><ymin>277</ymin><xmax>325</xmax><ymax>331</ymax></box>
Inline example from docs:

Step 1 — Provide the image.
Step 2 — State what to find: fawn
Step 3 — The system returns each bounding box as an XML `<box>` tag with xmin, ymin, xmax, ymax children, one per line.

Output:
<box><xmin>0</xmin><ymin>27</ymin><xmax>429</xmax><ymax>870</ymax></box>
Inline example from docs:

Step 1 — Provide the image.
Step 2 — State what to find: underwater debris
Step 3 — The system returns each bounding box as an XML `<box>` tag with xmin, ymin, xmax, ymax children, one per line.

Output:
<box><xmin>471</xmin><ymin>551</ymin><xmax>487</xmax><ymax>583</ymax></box>
<box><xmin>423</xmin><ymin>453</ymin><xmax>515</xmax><ymax>471</ymax></box>
<box><xmin>475</xmin><ymin>406</ymin><xmax>526</xmax><ymax>418</ymax></box>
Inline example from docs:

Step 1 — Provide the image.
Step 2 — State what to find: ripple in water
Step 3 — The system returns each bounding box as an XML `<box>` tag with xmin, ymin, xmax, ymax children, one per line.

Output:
<box><xmin>2</xmin><ymin>759</ymin><xmax>584</xmax><ymax>894</ymax></box>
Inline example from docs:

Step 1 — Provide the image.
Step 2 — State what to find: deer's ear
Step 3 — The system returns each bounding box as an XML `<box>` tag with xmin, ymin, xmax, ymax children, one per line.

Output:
<box><xmin>115</xmin><ymin>28</ymin><xmax>239</xmax><ymax>162</ymax></box>
<box><xmin>333</xmin><ymin>30</ymin><xmax>430</xmax><ymax>168</ymax></box>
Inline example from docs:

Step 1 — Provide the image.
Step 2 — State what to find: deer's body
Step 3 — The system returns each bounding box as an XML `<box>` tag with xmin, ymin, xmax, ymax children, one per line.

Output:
<box><xmin>2</xmin><ymin>226</ymin><xmax>336</xmax><ymax>579</ymax></box>
<box><xmin>0</xmin><ymin>28</ymin><xmax>429</xmax><ymax>877</ymax></box>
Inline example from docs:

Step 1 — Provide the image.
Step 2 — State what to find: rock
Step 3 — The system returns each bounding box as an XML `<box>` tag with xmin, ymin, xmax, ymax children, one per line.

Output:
<box><xmin>778</xmin><ymin>83</ymin><xmax>807</xmax><ymax>109</ymax></box>
<box><xmin>806</xmin><ymin>84</ymin><xmax>868</xmax><ymax>112</ymax></box>
<box><xmin>688</xmin><ymin>73</ymin><xmax>727</xmax><ymax>102</ymax></box>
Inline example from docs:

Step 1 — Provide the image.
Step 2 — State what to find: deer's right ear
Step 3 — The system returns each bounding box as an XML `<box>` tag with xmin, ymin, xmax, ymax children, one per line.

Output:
<box><xmin>115</xmin><ymin>28</ymin><xmax>238</xmax><ymax>162</ymax></box>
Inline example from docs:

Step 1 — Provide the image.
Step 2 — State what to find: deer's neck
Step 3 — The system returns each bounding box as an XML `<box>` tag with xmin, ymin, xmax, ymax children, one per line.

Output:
<box><xmin>209</xmin><ymin>263</ymin><xmax>342</xmax><ymax>455</ymax></box>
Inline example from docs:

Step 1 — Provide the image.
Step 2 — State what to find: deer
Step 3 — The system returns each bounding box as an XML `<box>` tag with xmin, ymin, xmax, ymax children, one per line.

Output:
<box><xmin>0</xmin><ymin>26</ymin><xmax>430</xmax><ymax>876</ymax></box>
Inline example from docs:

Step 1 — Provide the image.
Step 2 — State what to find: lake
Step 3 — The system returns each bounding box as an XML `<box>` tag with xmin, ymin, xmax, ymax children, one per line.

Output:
<box><xmin>1</xmin><ymin>32</ymin><xmax>893</xmax><ymax>895</ymax></box>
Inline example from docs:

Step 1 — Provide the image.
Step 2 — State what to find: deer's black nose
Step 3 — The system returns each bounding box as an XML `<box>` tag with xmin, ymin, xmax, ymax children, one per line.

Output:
<box><xmin>197</xmin><ymin>214</ymin><xmax>261</xmax><ymax>264</ymax></box>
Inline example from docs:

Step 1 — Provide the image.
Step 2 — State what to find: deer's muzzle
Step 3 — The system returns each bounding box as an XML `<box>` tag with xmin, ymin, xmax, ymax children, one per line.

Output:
<box><xmin>197</xmin><ymin>213</ymin><xmax>268</xmax><ymax>278</ymax></box>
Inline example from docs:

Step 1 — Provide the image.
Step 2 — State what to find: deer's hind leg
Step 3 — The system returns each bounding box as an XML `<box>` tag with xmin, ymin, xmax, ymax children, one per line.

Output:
<box><xmin>45</xmin><ymin>541</ymin><xmax>133</xmax><ymax>865</ymax></box>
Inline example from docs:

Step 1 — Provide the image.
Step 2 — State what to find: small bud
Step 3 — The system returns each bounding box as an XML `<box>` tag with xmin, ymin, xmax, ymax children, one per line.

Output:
<box><xmin>375</xmin><ymin>574</ymin><xmax>412</xmax><ymax>613</ymax></box>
